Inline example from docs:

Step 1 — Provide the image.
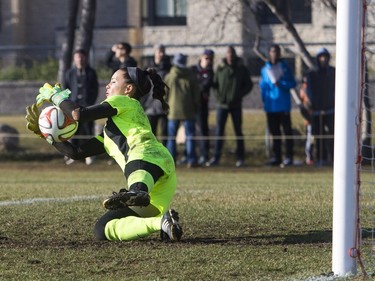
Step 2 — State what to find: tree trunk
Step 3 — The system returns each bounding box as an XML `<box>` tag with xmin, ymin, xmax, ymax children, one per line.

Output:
<box><xmin>57</xmin><ymin>0</ymin><xmax>79</xmax><ymax>84</ymax></box>
<box><xmin>244</xmin><ymin>0</ymin><xmax>268</xmax><ymax>62</ymax></box>
<box><xmin>262</xmin><ymin>0</ymin><xmax>315</xmax><ymax>70</ymax></box>
<box><xmin>75</xmin><ymin>0</ymin><xmax>96</xmax><ymax>55</ymax></box>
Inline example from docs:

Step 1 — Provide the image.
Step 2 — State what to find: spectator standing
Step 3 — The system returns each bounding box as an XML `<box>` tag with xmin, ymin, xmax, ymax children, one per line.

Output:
<box><xmin>164</xmin><ymin>53</ymin><xmax>200</xmax><ymax>168</ymax></box>
<box><xmin>208</xmin><ymin>46</ymin><xmax>253</xmax><ymax>168</ymax></box>
<box><xmin>152</xmin><ymin>44</ymin><xmax>172</xmax><ymax>78</ymax></box>
<box><xmin>305</xmin><ymin>47</ymin><xmax>335</xmax><ymax>166</ymax></box>
<box><xmin>191</xmin><ymin>49</ymin><xmax>215</xmax><ymax>166</ymax></box>
<box><xmin>106</xmin><ymin>42</ymin><xmax>137</xmax><ymax>74</ymax></box>
<box><xmin>259</xmin><ymin>44</ymin><xmax>296</xmax><ymax>167</ymax></box>
<box><xmin>299</xmin><ymin>76</ymin><xmax>314</xmax><ymax>165</ymax></box>
<box><xmin>64</xmin><ymin>49</ymin><xmax>99</xmax><ymax>165</ymax></box>
<box><xmin>142</xmin><ymin>44</ymin><xmax>171</xmax><ymax>145</ymax></box>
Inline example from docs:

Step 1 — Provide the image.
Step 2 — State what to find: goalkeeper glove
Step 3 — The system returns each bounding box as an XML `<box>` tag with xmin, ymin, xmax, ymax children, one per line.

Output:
<box><xmin>36</xmin><ymin>83</ymin><xmax>71</xmax><ymax>107</ymax></box>
<box><xmin>25</xmin><ymin>103</ymin><xmax>53</xmax><ymax>144</ymax></box>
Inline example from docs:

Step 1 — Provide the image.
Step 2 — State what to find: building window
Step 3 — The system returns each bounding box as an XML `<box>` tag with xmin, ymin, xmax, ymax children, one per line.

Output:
<box><xmin>256</xmin><ymin>0</ymin><xmax>312</xmax><ymax>24</ymax></box>
<box><xmin>142</xmin><ymin>0</ymin><xmax>187</xmax><ymax>26</ymax></box>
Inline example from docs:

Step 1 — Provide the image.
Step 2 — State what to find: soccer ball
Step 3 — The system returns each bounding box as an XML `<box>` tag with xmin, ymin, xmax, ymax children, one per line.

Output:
<box><xmin>38</xmin><ymin>106</ymin><xmax>78</xmax><ymax>142</ymax></box>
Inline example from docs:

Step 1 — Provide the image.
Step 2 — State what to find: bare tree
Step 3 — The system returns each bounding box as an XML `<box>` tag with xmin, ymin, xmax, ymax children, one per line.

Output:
<box><xmin>260</xmin><ymin>0</ymin><xmax>315</xmax><ymax>69</ymax></box>
<box><xmin>75</xmin><ymin>0</ymin><xmax>96</xmax><ymax>54</ymax></box>
<box><xmin>320</xmin><ymin>0</ymin><xmax>336</xmax><ymax>14</ymax></box>
<box><xmin>57</xmin><ymin>0</ymin><xmax>96</xmax><ymax>83</ymax></box>
<box><xmin>256</xmin><ymin>0</ymin><xmax>335</xmax><ymax>68</ymax></box>
<box><xmin>201</xmin><ymin>0</ymin><xmax>269</xmax><ymax>61</ymax></box>
<box><xmin>241</xmin><ymin>0</ymin><xmax>268</xmax><ymax>61</ymax></box>
<box><xmin>204</xmin><ymin>0</ymin><xmax>315</xmax><ymax>67</ymax></box>
<box><xmin>57</xmin><ymin>0</ymin><xmax>79</xmax><ymax>83</ymax></box>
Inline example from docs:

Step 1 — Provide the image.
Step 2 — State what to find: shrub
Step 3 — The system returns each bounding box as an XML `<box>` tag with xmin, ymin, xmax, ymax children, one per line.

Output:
<box><xmin>0</xmin><ymin>59</ymin><xmax>112</xmax><ymax>81</ymax></box>
<box><xmin>0</xmin><ymin>58</ymin><xmax>58</xmax><ymax>81</ymax></box>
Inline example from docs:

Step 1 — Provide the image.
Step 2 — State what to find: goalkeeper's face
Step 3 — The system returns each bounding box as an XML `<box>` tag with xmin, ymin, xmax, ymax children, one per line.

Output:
<box><xmin>105</xmin><ymin>69</ymin><xmax>134</xmax><ymax>98</ymax></box>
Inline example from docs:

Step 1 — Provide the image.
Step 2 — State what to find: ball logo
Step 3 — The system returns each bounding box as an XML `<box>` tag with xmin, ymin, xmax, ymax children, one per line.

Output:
<box><xmin>39</xmin><ymin>106</ymin><xmax>78</xmax><ymax>142</ymax></box>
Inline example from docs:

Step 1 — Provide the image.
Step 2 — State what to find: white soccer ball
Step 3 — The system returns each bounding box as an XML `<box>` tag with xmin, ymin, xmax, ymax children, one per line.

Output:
<box><xmin>38</xmin><ymin>106</ymin><xmax>78</xmax><ymax>142</ymax></box>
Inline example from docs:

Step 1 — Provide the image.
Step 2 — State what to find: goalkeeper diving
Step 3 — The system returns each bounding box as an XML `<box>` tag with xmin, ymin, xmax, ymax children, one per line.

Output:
<box><xmin>25</xmin><ymin>67</ymin><xmax>182</xmax><ymax>242</ymax></box>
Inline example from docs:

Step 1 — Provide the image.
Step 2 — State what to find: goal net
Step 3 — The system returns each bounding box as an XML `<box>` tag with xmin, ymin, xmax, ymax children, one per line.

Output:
<box><xmin>332</xmin><ymin>0</ymin><xmax>375</xmax><ymax>277</ymax></box>
<box><xmin>356</xmin><ymin>0</ymin><xmax>375</xmax><ymax>277</ymax></box>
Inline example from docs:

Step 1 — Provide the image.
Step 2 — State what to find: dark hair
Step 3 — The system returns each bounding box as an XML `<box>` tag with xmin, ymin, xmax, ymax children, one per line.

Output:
<box><xmin>203</xmin><ymin>49</ymin><xmax>215</xmax><ymax>56</ymax></box>
<box><xmin>120</xmin><ymin>67</ymin><xmax>169</xmax><ymax>113</ymax></box>
<box><xmin>119</xmin><ymin>42</ymin><xmax>132</xmax><ymax>54</ymax></box>
<box><xmin>74</xmin><ymin>48</ymin><xmax>87</xmax><ymax>56</ymax></box>
<box><xmin>227</xmin><ymin>45</ymin><xmax>237</xmax><ymax>56</ymax></box>
<box><xmin>269</xmin><ymin>44</ymin><xmax>281</xmax><ymax>53</ymax></box>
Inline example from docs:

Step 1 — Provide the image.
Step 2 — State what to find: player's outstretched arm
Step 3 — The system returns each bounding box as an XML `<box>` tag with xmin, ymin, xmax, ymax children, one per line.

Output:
<box><xmin>25</xmin><ymin>102</ymin><xmax>105</xmax><ymax>158</ymax></box>
<box><xmin>53</xmin><ymin>137</ymin><xmax>106</xmax><ymax>160</ymax></box>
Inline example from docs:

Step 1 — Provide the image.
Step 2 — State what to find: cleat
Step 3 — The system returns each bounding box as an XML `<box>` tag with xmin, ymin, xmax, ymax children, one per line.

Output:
<box><xmin>266</xmin><ymin>158</ymin><xmax>281</xmax><ymax>166</ymax></box>
<box><xmin>281</xmin><ymin>158</ymin><xmax>293</xmax><ymax>167</ymax></box>
<box><xmin>206</xmin><ymin>157</ymin><xmax>219</xmax><ymax>167</ymax></box>
<box><xmin>160</xmin><ymin>209</ymin><xmax>183</xmax><ymax>241</ymax></box>
<box><xmin>235</xmin><ymin>160</ymin><xmax>245</xmax><ymax>168</ymax></box>
<box><xmin>102</xmin><ymin>188</ymin><xmax>150</xmax><ymax>210</ymax></box>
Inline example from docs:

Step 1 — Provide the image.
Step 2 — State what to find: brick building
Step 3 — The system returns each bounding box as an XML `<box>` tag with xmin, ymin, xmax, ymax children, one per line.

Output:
<box><xmin>0</xmin><ymin>0</ymin><xmax>337</xmax><ymax>76</ymax></box>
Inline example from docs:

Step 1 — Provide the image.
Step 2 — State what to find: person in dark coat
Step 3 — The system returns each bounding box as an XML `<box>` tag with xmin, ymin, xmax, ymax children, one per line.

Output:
<box><xmin>191</xmin><ymin>49</ymin><xmax>215</xmax><ymax>165</ymax></box>
<box><xmin>208</xmin><ymin>46</ymin><xmax>253</xmax><ymax>168</ymax></box>
<box><xmin>63</xmin><ymin>49</ymin><xmax>99</xmax><ymax>165</ymax></box>
<box><xmin>305</xmin><ymin>47</ymin><xmax>335</xmax><ymax>166</ymax></box>
<box><xmin>106</xmin><ymin>42</ymin><xmax>137</xmax><ymax>74</ymax></box>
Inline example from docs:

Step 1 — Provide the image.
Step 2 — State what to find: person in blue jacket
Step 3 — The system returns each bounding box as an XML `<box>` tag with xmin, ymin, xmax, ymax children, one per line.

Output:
<box><xmin>259</xmin><ymin>44</ymin><xmax>296</xmax><ymax>166</ymax></box>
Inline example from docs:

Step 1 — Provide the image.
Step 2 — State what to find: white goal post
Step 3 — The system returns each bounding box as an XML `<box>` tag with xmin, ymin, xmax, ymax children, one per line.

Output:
<box><xmin>332</xmin><ymin>0</ymin><xmax>364</xmax><ymax>276</ymax></box>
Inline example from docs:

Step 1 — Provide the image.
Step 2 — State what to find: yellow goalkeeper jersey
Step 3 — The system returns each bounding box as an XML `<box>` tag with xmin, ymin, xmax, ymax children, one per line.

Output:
<box><xmin>102</xmin><ymin>95</ymin><xmax>174</xmax><ymax>175</ymax></box>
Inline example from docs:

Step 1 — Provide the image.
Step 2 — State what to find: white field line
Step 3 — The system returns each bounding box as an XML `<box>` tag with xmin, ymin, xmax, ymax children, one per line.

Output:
<box><xmin>0</xmin><ymin>190</ymin><xmax>210</xmax><ymax>207</ymax></box>
<box><xmin>0</xmin><ymin>195</ymin><xmax>103</xmax><ymax>206</ymax></box>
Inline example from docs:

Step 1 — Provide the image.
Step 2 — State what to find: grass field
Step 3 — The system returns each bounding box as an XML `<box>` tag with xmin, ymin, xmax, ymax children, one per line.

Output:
<box><xmin>0</xmin><ymin>113</ymin><xmax>364</xmax><ymax>280</ymax></box>
<box><xmin>0</xmin><ymin>160</ymin><xmax>344</xmax><ymax>281</ymax></box>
